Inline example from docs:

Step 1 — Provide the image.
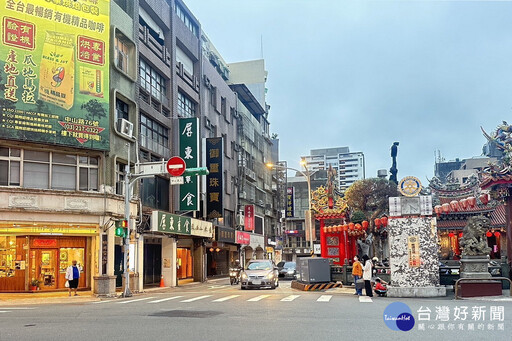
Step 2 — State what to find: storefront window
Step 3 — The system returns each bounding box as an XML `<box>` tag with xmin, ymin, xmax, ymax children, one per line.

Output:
<box><xmin>0</xmin><ymin>236</ymin><xmax>16</xmax><ymax>278</ymax></box>
<box><xmin>59</xmin><ymin>248</ymin><xmax>84</xmax><ymax>273</ymax></box>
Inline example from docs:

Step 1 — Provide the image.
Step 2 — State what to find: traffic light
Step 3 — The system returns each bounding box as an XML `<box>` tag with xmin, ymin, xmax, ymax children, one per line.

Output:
<box><xmin>115</xmin><ymin>220</ymin><xmax>128</xmax><ymax>237</ymax></box>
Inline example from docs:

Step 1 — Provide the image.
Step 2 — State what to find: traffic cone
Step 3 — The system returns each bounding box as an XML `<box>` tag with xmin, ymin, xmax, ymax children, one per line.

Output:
<box><xmin>159</xmin><ymin>275</ymin><xmax>165</xmax><ymax>287</ymax></box>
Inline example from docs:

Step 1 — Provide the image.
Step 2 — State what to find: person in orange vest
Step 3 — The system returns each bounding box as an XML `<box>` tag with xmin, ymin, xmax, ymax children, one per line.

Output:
<box><xmin>352</xmin><ymin>255</ymin><xmax>363</xmax><ymax>296</ymax></box>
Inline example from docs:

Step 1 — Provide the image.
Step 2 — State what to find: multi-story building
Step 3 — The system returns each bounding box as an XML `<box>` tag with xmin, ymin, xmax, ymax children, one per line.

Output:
<box><xmin>302</xmin><ymin>147</ymin><xmax>365</xmax><ymax>192</ymax></box>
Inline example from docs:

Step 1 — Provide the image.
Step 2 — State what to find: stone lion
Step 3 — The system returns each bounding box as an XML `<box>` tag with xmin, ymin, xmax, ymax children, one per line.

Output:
<box><xmin>459</xmin><ymin>216</ymin><xmax>492</xmax><ymax>256</ymax></box>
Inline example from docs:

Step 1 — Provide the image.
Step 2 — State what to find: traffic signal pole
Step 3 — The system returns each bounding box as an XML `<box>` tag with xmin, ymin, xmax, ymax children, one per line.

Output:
<box><xmin>123</xmin><ymin>143</ymin><xmax>132</xmax><ymax>298</ymax></box>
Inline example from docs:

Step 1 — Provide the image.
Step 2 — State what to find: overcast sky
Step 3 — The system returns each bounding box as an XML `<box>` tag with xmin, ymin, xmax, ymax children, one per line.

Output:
<box><xmin>185</xmin><ymin>0</ymin><xmax>512</xmax><ymax>182</ymax></box>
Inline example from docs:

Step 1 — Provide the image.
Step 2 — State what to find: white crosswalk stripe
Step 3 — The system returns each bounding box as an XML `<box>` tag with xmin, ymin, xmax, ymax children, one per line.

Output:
<box><xmin>180</xmin><ymin>295</ymin><xmax>212</xmax><ymax>303</ymax></box>
<box><xmin>117</xmin><ymin>297</ymin><xmax>155</xmax><ymax>304</ymax></box>
<box><xmin>0</xmin><ymin>311</ymin><xmax>11</xmax><ymax>313</ymax></box>
<box><xmin>212</xmin><ymin>295</ymin><xmax>240</xmax><ymax>302</ymax></box>
<box><xmin>359</xmin><ymin>296</ymin><xmax>373</xmax><ymax>303</ymax></box>
<box><xmin>280</xmin><ymin>295</ymin><xmax>300</xmax><ymax>302</ymax></box>
<box><xmin>317</xmin><ymin>295</ymin><xmax>332</xmax><ymax>302</ymax></box>
<box><xmin>247</xmin><ymin>295</ymin><xmax>271</xmax><ymax>302</ymax></box>
<box><xmin>148</xmin><ymin>296</ymin><xmax>183</xmax><ymax>304</ymax></box>
<box><xmin>0</xmin><ymin>307</ymin><xmax>36</xmax><ymax>310</ymax></box>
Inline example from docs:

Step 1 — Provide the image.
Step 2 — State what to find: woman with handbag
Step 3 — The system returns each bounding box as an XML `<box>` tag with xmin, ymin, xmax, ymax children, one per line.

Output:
<box><xmin>65</xmin><ymin>260</ymin><xmax>81</xmax><ymax>296</ymax></box>
<box><xmin>362</xmin><ymin>255</ymin><xmax>373</xmax><ymax>297</ymax></box>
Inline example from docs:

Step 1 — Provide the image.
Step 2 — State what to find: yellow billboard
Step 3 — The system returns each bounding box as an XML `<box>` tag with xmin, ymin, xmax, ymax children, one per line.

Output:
<box><xmin>0</xmin><ymin>0</ymin><xmax>110</xmax><ymax>150</ymax></box>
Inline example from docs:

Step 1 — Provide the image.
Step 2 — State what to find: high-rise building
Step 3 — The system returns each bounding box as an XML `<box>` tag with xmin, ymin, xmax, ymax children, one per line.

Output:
<box><xmin>302</xmin><ymin>147</ymin><xmax>365</xmax><ymax>192</ymax></box>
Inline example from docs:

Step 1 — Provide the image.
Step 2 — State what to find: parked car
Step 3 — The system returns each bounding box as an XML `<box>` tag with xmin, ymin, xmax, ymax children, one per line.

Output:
<box><xmin>278</xmin><ymin>261</ymin><xmax>296</xmax><ymax>279</ymax></box>
<box><xmin>240</xmin><ymin>260</ymin><xmax>279</xmax><ymax>290</ymax></box>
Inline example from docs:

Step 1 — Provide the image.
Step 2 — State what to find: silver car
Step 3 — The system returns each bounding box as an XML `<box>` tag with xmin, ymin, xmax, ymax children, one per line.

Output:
<box><xmin>240</xmin><ymin>260</ymin><xmax>279</xmax><ymax>290</ymax></box>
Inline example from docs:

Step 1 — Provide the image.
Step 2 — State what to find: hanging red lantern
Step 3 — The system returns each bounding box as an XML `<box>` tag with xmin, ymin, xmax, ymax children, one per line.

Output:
<box><xmin>459</xmin><ymin>198</ymin><xmax>467</xmax><ymax>209</ymax></box>
<box><xmin>381</xmin><ymin>216</ymin><xmax>388</xmax><ymax>227</ymax></box>
<box><xmin>479</xmin><ymin>193</ymin><xmax>489</xmax><ymax>205</ymax></box>
<box><xmin>355</xmin><ymin>223</ymin><xmax>362</xmax><ymax>230</ymax></box>
<box><xmin>343</xmin><ymin>224</ymin><xmax>348</xmax><ymax>232</ymax></box>
<box><xmin>442</xmin><ymin>203</ymin><xmax>451</xmax><ymax>213</ymax></box>
<box><xmin>434</xmin><ymin>205</ymin><xmax>442</xmax><ymax>215</ymax></box>
<box><xmin>337</xmin><ymin>225</ymin><xmax>342</xmax><ymax>232</ymax></box>
<box><xmin>448</xmin><ymin>232</ymin><xmax>455</xmax><ymax>237</ymax></box>
<box><xmin>467</xmin><ymin>196</ymin><xmax>476</xmax><ymax>208</ymax></box>
<box><xmin>374</xmin><ymin>218</ymin><xmax>381</xmax><ymax>227</ymax></box>
<box><xmin>362</xmin><ymin>221</ymin><xmax>369</xmax><ymax>230</ymax></box>
<box><xmin>486</xmin><ymin>231</ymin><xmax>492</xmax><ymax>238</ymax></box>
<box><xmin>494</xmin><ymin>231</ymin><xmax>500</xmax><ymax>238</ymax></box>
<box><xmin>458</xmin><ymin>232</ymin><xmax>463</xmax><ymax>238</ymax></box>
<box><xmin>349</xmin><ymin>222</ymin><xmax>355</xmax><ymax>230</ymax></box>
<box><xmin>450</xmin><ymin>200</ymin><xmax>459</xmax><ymax>212</ymax></box>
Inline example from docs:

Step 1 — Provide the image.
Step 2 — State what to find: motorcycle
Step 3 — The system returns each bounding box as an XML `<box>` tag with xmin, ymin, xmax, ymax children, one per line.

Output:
<box><xmin>229</xmin><ymin>267</ymin><xmax>241</xmax><ymax>285</ymax></box>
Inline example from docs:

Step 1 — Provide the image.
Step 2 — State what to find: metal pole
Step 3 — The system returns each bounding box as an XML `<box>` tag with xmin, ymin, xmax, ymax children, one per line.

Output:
<box><xmin>123</xmin><ymin>142</ymin><xmax>132</xmax><ymax>297</ymax></box>
<box><xmin>305</xmin><ymin>170</ymin><xmax>313</xmax><ymax>251</ymax></box>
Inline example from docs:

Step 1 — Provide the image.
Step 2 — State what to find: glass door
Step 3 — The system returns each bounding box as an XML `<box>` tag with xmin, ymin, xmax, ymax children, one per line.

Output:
<box><xmin>32</xmin><ymin>249</ymin><xmax>58</xmax><ymax>290</ymax></box>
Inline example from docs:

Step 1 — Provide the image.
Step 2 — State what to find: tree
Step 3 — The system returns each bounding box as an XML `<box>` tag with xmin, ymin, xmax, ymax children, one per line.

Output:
<box><xmin>344</xmin><ymin>178</ymin><xmax>398</xmax><ymax>225</ymax></box>
<box><xmin>350</xmin><ymin>210</ymin><xmax>366</xmax><ymax>224</ymax></box>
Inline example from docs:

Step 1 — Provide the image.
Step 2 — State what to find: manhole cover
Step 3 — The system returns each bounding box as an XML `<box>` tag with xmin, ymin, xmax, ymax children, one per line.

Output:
<box><xmin>149</xmin><ymin>310</ymin><xmax>222</xmax><ymax>318</ymax></box>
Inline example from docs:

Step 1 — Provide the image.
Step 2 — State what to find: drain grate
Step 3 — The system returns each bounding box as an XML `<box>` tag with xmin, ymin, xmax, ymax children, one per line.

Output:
<box><xmin>149</xmin><ymin>310</ymin><xmax>222</xmax><ymax>318</ymax></box>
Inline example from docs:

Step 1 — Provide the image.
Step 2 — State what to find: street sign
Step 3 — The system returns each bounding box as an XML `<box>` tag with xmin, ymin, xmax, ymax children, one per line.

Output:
<box><xmin>170</xmin><ymin>176</ymin><xmax>184</xmax><ymax>185</ymax></box>
<box><xmin>166</xmin><ymin>157</ymin><xmax>186</xmax><ymax>177</ymax></box>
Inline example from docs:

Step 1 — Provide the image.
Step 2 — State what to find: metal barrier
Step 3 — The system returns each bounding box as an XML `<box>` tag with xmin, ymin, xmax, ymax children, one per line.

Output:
<box><xmin>454</xmin><ymin>277</ymin><xmax>512</xmax><ymax>300</ymax></box>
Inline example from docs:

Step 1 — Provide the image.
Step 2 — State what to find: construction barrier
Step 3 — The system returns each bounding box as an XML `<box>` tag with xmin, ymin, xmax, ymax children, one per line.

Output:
<box><xmin>291</xmin><ymin>280</ymin><xmax>342</xmax><ymax>291</ymax></box>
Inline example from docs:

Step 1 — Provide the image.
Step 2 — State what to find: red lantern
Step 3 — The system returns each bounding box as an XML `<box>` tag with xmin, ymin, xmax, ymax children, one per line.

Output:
<box><xmin>459</xmin><ymin>199</ymin><xmax>467</xmax><ymax>209</ymax></box>
<box><xmin>494</xmin><ymin>231</ymin><xmax>500</xmax><ymax>238</ymax></box>
<box><xmin>381</xmin><ymin>216</ymin><xmax>388</xmax><ymax>227</ymax></box>
<box><xmin>448</xmin><ymin>232</ymin><xmax>455</xmax><ymax>237</ymax></box>
<box><xmin>355</xmin><ymin>223</ymin><xmax>362</xmax><ymax>230</ymax></box>
<box><xmin>458</xmin><ymin>232</ymin><xmax>463</xmax><ymax>238</ymax></box>
<box><xmin>323</xmin><ymin>227</ymin><xmax>328</xmax><ymax>233</ymax></box>
<box><xmin>343</xmin><ymin>224</ymin><xmax>348</xmax><ymax>232</ymax></box>
<box><xmin>349</xmin><ymin>222</ymin><xmax>355</xmax><ymax>230</ymax></box>
<box><xmin>467</xmin><ymin>196</ymin><xmax>476</xmax><ymax>208</ymax></box>
<box><xmin>486</xmin><ymin>231</ymin><xmax>492</xmax><ymax>238</ymax></box>
<box><xmin>362</xmin><ymin>221</ymin><xmax>369</xmax><ymax>230</ymax></box>
<box><xmin>450</xmin><ymin>200</ymin><xmax>459</xmax><ymax>212</ymax></box>
<box><xmin>480</xmin><ymin>193</ymin><xmax>489</xmax><ymax>205</ymax></box>
<box><xmin>442</xmin><ymin>203</ymin><xmax>450</xmax><ymax>213</ymax></box>
<box><xmin>434</xmin><ymin>205</ymin><xmax>442</xmax><ymax>215</ymax></box>
<box><xmin>374</xmin><ymin>218</ymin><xmax>381</xmax><ymax>227</ymax></box>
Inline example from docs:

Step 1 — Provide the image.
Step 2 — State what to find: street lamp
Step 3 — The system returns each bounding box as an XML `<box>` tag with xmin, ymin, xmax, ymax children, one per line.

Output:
<box><xmin>266</xmin><ymin>161</ymin><xmax>314</xmax><ymax>251</ymax></box>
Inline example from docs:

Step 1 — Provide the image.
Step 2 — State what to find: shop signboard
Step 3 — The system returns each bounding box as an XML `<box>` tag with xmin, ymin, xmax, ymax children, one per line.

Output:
<box><xmin>179</xmin><ymin>117</ymin><xmax>199</xmax><ymax>211</ymax></box>
<box><xmin>286</xmin><ymin>187</ymin><xmax>294</xmax><ymax>217</ymax></box>
<box><xmin>206</xmin><ymin>137</ymin><xmax>223</xmax><ymax>219</ymax></box>
<box><xmin>0</xmin><ymin>224</ymin><xmax>98</xmax><ymax>235</ymax></box>
<box><xmin>0</xmin><ymin>0</ymin><xmax>110</xmax><ymax>150</ymax></box>
<box><xmin>235</xmin><ymin>230</ymin><xmax>250</xmax><ymax>245</ymax></box>
<box><xmin>190</xmin><ymin>219</ymin><xmax>213</xmax><ymax>238</ymax></box>
<box><xmin>216</xmin><ymin>226</ymin><xmax>235</xmax><ymax>243</ymax></box>
<box><xmin>151</xmin><ymin>211</ymin><xmax>191</xmax><ymax>235</ymax></box>
<box><xmin>244</xmin><ymin>204</ymin><xmax>254</xmax><ymax>231</ymax></box>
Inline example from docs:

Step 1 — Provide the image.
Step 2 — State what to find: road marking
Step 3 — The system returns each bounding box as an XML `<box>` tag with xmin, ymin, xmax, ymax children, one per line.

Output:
<box><xmin>212</xmin><ymin>295</ymin><xmax>240</xmax><ymax>302</ymax></box>
<box><xmin>359</xmin><ymin>296</ymin><xmax>373</xmax><ymax>303</ymax></box>
<box><xmin>180</xmin><ymin>295</ymin><xmax>212</xmax><ymax>303</ymax></box>
<box><xmin>280</xmin><ymin>295</ymin><xmax>301</xmax><ymax>302</ymax></box>
<box><xmin>92</xmin><ymin>300</ymin><xmax>114</xmax><ymax>304</ymax></box>
<box><xmin>317</xmin><ymin>295</ymin><xmax>332</xmax><ymax>302</ymax></box>
<box><xmin>148</xmin><ymin>296</ymin><xmax>184</xmax><ymax>304</ymax></box>
<box><xmin>0</xmin><ymin>311</ymin><xmax>11</xmax><ymax>313</ymax></box>
<box><xmin>117</xmin><ymin>297</ymin><xmax>155</xmax><ymax>304</ymax></box>
<box><xmin>248</xmin><ymin>295</ymin><xmax>271</xmax><ymax>302</ymax></box>
<box><xmin>0</xmin><ymin>307</ymin><xmax>36</xmax><ymax>310</ymax></box>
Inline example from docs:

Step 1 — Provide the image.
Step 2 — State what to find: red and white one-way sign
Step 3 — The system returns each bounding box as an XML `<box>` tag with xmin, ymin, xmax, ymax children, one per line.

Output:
<box><xmin>166</xmin><ymin>156</ymin><xmax>186</xmax><ymax>176</ymax></box>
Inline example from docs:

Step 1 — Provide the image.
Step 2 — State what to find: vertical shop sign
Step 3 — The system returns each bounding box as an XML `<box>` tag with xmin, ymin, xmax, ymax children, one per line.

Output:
<box><xmin>206</xmin><ymin>137</ymin><xmax>223</xmax><ymax>219</ymax></box>
<box><xmin>179</xmin><ymin>117</ymin><xmax>199</xmax><ymax>211</ymax></box>
<box><xmin>244</xmin><ymin>204</ymin><xmax>255</xmax><ymax>231</ymax></box>
<box><xmin>0</xmin><ymin>0</ymin><xmax>110</xmax><ymax>150</ymax></box>
<box><xmin>101</xmin><ymin>234</ymin><xmax>108</xmax><ymax>275</ymax></box>
<box><xmin>408</xmin><ymin>235</ymin><xmax>421</xmax><ymax>267</ymax></box>
<box><xmin>286</xmin><ymin>187</ymin><xmax>294</xmax><ymax>218</ymax></box>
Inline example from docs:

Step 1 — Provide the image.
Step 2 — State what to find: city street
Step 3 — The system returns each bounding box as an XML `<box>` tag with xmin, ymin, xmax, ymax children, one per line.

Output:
<box><xmin>0</xmin><ymin>279</ymin><xmax>510</xmax><ymax>341</ymax></box>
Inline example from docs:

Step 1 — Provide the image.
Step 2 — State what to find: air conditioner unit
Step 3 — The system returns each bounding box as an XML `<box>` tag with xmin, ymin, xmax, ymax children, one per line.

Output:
<box><xmin>117</xmin><ymin>118</ymin><xmax>133</xmax><ymax>138</ymax></box>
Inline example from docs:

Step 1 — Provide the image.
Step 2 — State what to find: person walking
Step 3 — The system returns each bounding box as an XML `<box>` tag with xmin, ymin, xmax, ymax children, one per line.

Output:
<box><xmin>362</xmin><ymin>255</ymin><xmax>373</xmax><ymax>297</ymax></box>
<box><xmin>352</xmin><ymin>255</ymin><xmax>363</xmax><ymax>296</ymax></box>
<box><xmin>65</xmin><ymin>260</ymin><xmax>81</xmax><ymax>296</ymax></box>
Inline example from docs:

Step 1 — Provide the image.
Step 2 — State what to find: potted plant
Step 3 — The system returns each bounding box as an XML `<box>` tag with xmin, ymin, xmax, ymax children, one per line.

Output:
<box><xmin>30</xmin><ymin>279</ymin><xmax>40</xmax><ymax>291</ymax></box>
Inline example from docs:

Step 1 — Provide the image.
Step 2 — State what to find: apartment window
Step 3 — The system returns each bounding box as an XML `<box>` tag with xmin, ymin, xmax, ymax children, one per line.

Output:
<box><xmin>139</xmin><ymin>59</ymin><xmax>166</xmax><ymax>101</ymax></box>
<box><xmin>140</xmin><ymin>114</ymin><xmax>169</xmax><ymax>149</ymax></box>
<box><xmin>115</xmin><ymin>98</ymin><xmax>129</xmax><ymax>121</ymax></box>
<box><xmin>0</xmin><ymin>148</ymin><xmax>98</xmax><ymax>191</ymax></box>
<box><xmin>176</xmin><ymin>4</ymin><xmax>198</xmax><ymax>37</ymax></box>
<box><xmin>115</xmin><ymin>34</ymin><xmax>132</xmax><ymax>75</ymax></box>
<box><xmin>177</xmin><ymin>91</ymin><xmax>196</xmax><ymax>118</ymax></box>
<box><xmin>210</xmin><ymin>87</ymin><xmax>217</xmax><ymax>107</ymax></box>
<box><xmin>221</xmin><ymin>97</ymin><xmax>226</xmax><ymax>117</ymax></box>
<box><xmin>142</xmin><ymin>176</ymin><xmax>169</xmax><ymax>210</ymax></box>
<box><xmin>115</xmin><ymin>162</ymin><xmax>126</xmax><ymax>195</ymax></box>
<box><xmin>176</xmin><ymin>46</ymin><xmax>194</xmax><ymax>75</ymax></box>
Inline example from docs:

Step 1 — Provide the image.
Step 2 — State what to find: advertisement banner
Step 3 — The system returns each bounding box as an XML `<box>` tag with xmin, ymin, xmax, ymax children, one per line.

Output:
<box><xmin>0</xmin><ymin>0</ymin><xmax>110</xmax><ymax>150</ymax></box>
<box><xmin>179</xmin><ymin>117</ymin><xmax>199</xmax><ymax>211</ymax></box>
<box><xmin>286</xmin><ymin>187</ymin><xmax>294</xmax><ymax>218</ymax></box>
<box><xmin>244</xmin><ymin>204</ymin><xmax>254</xmax><ymax>231</ymax></box>
<box><xmin>235</xmin><ymin>230</ymin><xmax>250</xmax><ymax>245</ymax></box>
<box><xmin>206</xmin><ymin>137</ymin><xmax>223</xmax><ymax>219</ymax></box>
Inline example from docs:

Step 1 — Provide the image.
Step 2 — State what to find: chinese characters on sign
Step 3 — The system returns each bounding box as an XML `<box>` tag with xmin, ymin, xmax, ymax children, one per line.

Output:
<box><xmin>416</xmin><ymin>305</ymin><xmax>505</xmax><ymax>332</ymax></box>
<box><xmin>1</xmin><ymin>0</ymin><xmax>110</xmax><ymax>150</ymax></box>
<box><xmin>408</xmin><ymin>235</ymin><xmax>421</xmax><ymax>267</ymax></box>
<box><xmin>151</xmin><ymin>211</ymin><xmax>213</xmax><ymax>238</ymax></box>
<box><xmin>215</xmin><ymin>226</ymin><xmax>235</xmax><ymax>243</ymax></box>
<box><xmin>206</xmin><ymin>137</ymin><xmax>223</xmax><ymax>219</ymax></box>
<box><xmin>179</xmin><ymin>118</ymin><xmax>199</xmax><ymax>211</ymax></box>
<box><xmin>286</xmin><ymin>187</ymin><xmax>294</xmax><ymax>218</ymax></box>
<box><xmin>235</xmin><ymin>230</ymin><xmax>250</xmax><ymax>245</ymax></box>
<box><xmin>244</xmin><ymin>204</ymin><xmax>255</xmax><ymax>232</ymax></box>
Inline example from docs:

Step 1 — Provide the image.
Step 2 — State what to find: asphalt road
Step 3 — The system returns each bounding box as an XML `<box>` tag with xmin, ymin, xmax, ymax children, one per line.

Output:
<box><xmin>0</xmin><ymin>279</ymin><xmax>510</xmax><ymax>341</ymax></box>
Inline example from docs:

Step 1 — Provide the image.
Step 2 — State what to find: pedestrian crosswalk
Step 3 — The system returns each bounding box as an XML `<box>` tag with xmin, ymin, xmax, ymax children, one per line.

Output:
<box><xmin>97</xmin><ymin>293</ymin><xmax>372</xmax><ymax>305</ymax></box>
